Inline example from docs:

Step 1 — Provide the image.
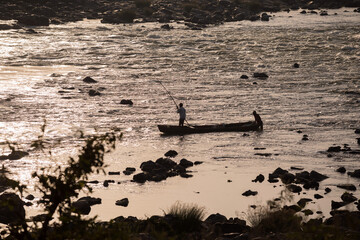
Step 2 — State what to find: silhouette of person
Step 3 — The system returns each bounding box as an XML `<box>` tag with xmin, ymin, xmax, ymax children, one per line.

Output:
<box><xmin>253</xmin><ymin>111</ymin><xmax>263</xmax><ymax>130</ymax></box>
<box><xmin>177</xmin><ymin>103</ymin><xmax>186</xmax><ymax>126</ymax></box>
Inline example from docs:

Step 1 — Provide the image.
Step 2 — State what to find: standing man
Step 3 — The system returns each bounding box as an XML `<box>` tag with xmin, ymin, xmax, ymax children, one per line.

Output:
<box><xmin>253</xmin><ymin>111</ymin><xmax>263</xmax><ymax>130</ymax></box>
<box><xmin>177</xmin><ymin>103</ymin><xmax>186</xmax><ymax>126</ymax></box>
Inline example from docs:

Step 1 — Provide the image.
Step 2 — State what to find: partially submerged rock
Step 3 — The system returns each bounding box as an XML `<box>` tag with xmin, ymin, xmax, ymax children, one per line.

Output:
<box><xmin>253</xmin><ymin>72</ymin><xmax>269</xmax><ymax>79</ymax></box>
<box><xmin>116</xmin><ymin>198</ymin><xmax>129</xmax><ymax>207</ymax></box>
<box><xmin>341</xmin><ymin>192</ymin><xmax>357</xmax><ymax>203</ymax></box>
<box><xmin>336</xmin><ymin>167</ymin><xmax>346</xmax><ymax>173</ymax></box>
<box><xmin>83</xmin><ymin>76</ymin><xmax>97</xmax><ymax>83</ymax></box>
<box><xmin>120</xmin><ymin>99</ymin><xmax>133</xmax><ymax>105</ymax></box>
<box><xmin>164</xmin><ymin>150</ymin><xmax>178</xmax><ymax>158</ymax></box>
<box><xmin>287</xmin><ymin>184</ymin><xmax>302</xmax><ymax>193</ymax></box>
<box><xmin>242</xmin><ymin>190</ymin><xmax>258</xmax><ymax>196</ymax></box>
<box><xmin>179</xmin><ymin>158</ymin><xmax>193</xmax><ymax>168</ymax></box>
<box><xmin>348</xmin><ymin>169</ymin><xmax>360</xmax><ymax>178</ymax></box>
<box><xmin>252</xmin><ymin>174</ymin><xmax>265</xmax><ymax>183</ymax></box>
<box><xmin>77</xmin><ymin>196</ymin><xmax>102</xmax><ymax>206</ymax></box>
<box><xmin>337</xmin><ymin>184</ymin><xmax>357</xmax><ymax>191</ymax></box>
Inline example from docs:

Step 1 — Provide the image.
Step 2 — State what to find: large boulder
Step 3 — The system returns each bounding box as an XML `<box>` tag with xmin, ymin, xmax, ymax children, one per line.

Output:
<box><xmin>309</xmin><ymin>170</ymin><xmax>328</xmax><ymax>182</ymax></box>
<box><xmin>140</xmin><ymin>160</ymin><xmax>158</xmax><ymax>172</ymax></box>
<box><xmin>77</xmin><ymin>196</ymin><xmax>102</xmax><ymax>206</ymax></box>
<box><xmin>348</xmin><ymin>169</ymin><xmax>360</xmax><ymax>178</ymax></box>
<box><xmin>133</xmin><ymin>172</ymin><xmax>148</xmax><ymax>183</ymax></box>
<box><xmin>156</xmin><ymin>157</ymin><xmax>177</xmax><ymax>169</ymax></box>
<box><xmin>0</xmin><ymin>193</ymin><xmax>25</xmax><ymax>224</ymax></box>
<box><xmin>179</xmin><ymin>158</ymin><xmax>194</xmax><ymax>168</ymax></box>
<box><xmin>205</xmin><ymin>213</ymin><xmax>227</xmax><ymax>224</ymax></box>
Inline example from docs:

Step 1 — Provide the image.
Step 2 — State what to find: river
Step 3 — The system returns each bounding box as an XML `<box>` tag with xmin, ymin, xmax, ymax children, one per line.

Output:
<box><xmin>0</xmin><ymin>8</ymin><xmax>359</xmax><ymax>220</ymax></box>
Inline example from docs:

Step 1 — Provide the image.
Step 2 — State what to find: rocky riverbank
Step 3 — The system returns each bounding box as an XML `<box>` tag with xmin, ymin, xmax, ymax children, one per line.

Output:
<box><xmin>2</xmin><ymin>165</ymin><xmax>360</xmax><ymax>239</ymax></box>
<box><xmin>0</xmin><ymin>0</ymin><xmax>359</xmax><ymax>28</ymax></box>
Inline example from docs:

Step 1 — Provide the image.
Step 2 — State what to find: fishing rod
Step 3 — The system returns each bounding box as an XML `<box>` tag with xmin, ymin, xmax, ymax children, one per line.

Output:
<box><xmin>156</xmin><ymin>80</ymin><xmax>179</xmax><ymax>109</ymax></box>
<box><xmin>155</xmin><ymin>80</ymin><xmax>190</xmax><ymax>126</ymax></box>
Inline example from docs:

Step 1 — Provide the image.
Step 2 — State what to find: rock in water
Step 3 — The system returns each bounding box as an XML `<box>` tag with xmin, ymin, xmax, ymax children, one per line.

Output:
<box><xmin>252</xmin><ymin>174</ymin><xmax>265</xmax><ymax>183</ymax></box>
<box><xmin>287</xmin><ymin>184</ymin><xmax>302</xmax><ymax>193</ymax></box>
<box><xmin>242</xmin><ymin>190</ymin><xmax>258</xmax><ymax>196</ymax></box>
<box><xmin>164</xmin><ymin>150</ymin><xmax>178</xmax><ymax>157</ymax></box>
<box><xmin>83</xmin><ymin>76</ymin><xmax>98</xmax><ymax>83</ymax></box>
<box><xmin>120</xmin><ymin>99</ymin><xmax>133</xmax><ymax>105</ymax></box>
<box><xmin>116</xmin><ymin>198</ymin><xmax>129</xmax><ymax>207</ymax></box>
<box><xmin>253</xmin><ymin>72</ymin><xmax>269</xmax><ymax>79</ymax></box>
<box><xmin>337</xmin><ymin>184</ymin><xmax>356</xmax><ymax>191</ymax></box>
<box><xmin>179</xmin><ymin>158</ymin><xmax>194</xmax><ymax>168</ymax></box>
<box><xmin>341</xmin><ymin>192</ymin><xmax>357</xmax><ymax>203</ymax></box>
<box><xmin>77</xmin><ymin>196</ymin><xmax>102</xmax><ymax>206</ymax></box>
<box><xmin>348</xmin><ymin>169</ymin><xmax>360</xmax><ymax>178</ymax></box>
<box><xmin>336</xmin><ymin>167</ymin><xmax>346</xmax><ymax>173</ymax></box>
<box><xmin>88</xmin><ymin>89</ymin><xmax>101</xmax><ymax>96</ymax></box>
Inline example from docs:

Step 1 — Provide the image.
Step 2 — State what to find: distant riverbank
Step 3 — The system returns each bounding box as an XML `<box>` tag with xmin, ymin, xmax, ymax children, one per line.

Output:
<box><xmin>0</xmin><ymin>0</ymin><xmax>359</xmax><ymax>28</ymax></box>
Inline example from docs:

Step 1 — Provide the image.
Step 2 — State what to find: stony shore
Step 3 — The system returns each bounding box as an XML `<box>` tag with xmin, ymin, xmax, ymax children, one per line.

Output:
<box><xmin>0</xmin><ymin>0</ymin><xmax>360</xmax><ymax>29</ymax></box>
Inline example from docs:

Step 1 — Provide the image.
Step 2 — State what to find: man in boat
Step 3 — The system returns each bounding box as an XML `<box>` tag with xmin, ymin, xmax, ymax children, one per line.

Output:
<box><xmin>253</xmin><ymin>111</ymin><xmax>263</xmax><ymax>130</ymax></box>
<box><xmin>177</xmin><ymin>103</ymin><xmax>186</xmax><ymax>127</ymax></box>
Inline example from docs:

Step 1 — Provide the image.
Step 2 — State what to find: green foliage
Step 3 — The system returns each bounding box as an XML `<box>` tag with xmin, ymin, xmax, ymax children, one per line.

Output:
<box><xmin>135</xmin><ymin>0</ymin><xmax>152</xmax><ymax>8</ymax></box>
<box><xmin>164</xmin><ymin>201</ymin><xmax>206</xmax><ymax>233</ymax></box>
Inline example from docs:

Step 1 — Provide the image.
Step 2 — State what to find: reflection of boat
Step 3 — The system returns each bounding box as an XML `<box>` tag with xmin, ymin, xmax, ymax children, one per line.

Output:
<box><xmin>158</xmin><ymin>121</ymin><xmax>261</xmax><ymax>135</ymax></box>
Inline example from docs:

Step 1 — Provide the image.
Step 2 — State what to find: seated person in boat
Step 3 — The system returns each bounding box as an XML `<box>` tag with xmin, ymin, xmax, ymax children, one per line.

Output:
<box><xmin>253</xmin><ymin>111</ymin><xmax>263</xmax><ymax>130</ymax></box>
<box><xmin>177</xmin><ymin>103</ymin><xmax>186</xmax><ymax>126</ymax></box>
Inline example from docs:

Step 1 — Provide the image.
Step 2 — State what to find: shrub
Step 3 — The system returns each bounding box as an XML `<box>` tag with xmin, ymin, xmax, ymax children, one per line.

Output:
<box><xmin>251</xmin><ymin>208</ymin><xmax>302</xmax><ymax>235</ymax></box>
<box><xmin>165</xmin><ymin>201</ymin><xmax>206</xmax><ymax>232</ymax></box>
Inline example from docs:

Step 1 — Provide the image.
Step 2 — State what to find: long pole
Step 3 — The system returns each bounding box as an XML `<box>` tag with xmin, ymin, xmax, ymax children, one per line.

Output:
<box><xmin>157</xmin><ymin>81</ymin><xmax>179</xmax><ymax>109</ymax></box>
<box><xmin>155</xmin><ymin>80</ymin><xmax>190</xmax><ymax>126</ymax></box>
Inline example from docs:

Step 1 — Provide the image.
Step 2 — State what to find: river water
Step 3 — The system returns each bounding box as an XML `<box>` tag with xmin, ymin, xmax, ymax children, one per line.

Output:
<box><xmin>0</xmin><ymin>8</ymin><xmax>359</xmax><ymax>221</ymax></box>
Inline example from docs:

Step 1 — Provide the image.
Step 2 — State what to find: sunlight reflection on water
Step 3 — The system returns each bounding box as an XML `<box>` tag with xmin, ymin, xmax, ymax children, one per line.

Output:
<box><xmin>0</xmin><ymin>8</ymin><xmax>359</xmax><ymax>220</ymax></box>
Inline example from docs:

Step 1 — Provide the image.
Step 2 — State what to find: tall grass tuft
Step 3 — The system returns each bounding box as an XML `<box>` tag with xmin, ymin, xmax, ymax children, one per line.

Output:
<box><xmin>165</xmin><ymin>201</ymin><xmax>206</xmax><ymax>232</ymax></box>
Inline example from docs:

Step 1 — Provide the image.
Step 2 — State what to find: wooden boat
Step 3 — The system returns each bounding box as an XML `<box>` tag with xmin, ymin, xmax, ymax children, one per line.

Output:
<box><xmin>158</xmin><ymin>121</ymin><xmax>261</xmax><ymax>135</ymax></box>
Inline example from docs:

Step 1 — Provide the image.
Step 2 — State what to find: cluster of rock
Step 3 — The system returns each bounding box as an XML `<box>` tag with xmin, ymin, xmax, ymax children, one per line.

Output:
<box><xmin>72</xmin><ymin>150</ymin><xmax>202</xmax><ymax>214</ymax></box>
<box><xmin>57</xmin><ymin>76</ymin><xmax>134</xmax><ymax>105</ymax></box>
<box><xmin>247</xmin><ymin>166</ymin><xmax>360</xmax><ymax>217</ymax></box>
<box><xmin>132</xmin><ymin>150</ymin><xmax>202</xmax><ymax>183</ymax></box>
<box><xmin>0</xmin><ymin>0</ymin><xmax>359</xmax><ymax>29</ymax></box>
